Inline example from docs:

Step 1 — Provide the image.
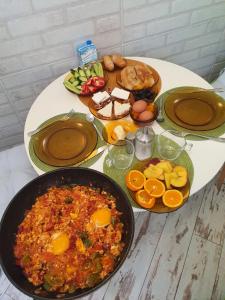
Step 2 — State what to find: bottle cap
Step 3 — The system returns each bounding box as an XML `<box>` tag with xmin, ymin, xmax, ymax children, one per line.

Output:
<box><xmin>86</xmin><ymin>40</ymin><xmax>92</xmax><ymax>45</ymax></box>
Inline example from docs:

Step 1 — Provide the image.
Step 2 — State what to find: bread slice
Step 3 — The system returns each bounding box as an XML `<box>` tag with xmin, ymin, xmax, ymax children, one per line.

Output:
<box><xmin>120</xmin><ymin>63</ymin><xmax>155</xmax><ymax>90</ymax></box>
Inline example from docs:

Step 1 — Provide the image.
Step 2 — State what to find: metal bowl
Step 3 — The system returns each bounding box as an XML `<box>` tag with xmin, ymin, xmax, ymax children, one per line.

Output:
<box><xmin>0</xmin><ymin>167</ymin><xmax>134</xmax><ymax>300</ymax></box>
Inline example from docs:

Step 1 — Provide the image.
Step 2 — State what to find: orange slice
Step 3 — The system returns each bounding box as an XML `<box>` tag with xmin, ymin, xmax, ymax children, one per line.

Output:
<box><xmin>126</xmin><ymin>170</ymin><xmax>146</xmax><ymax>191</ymax></box>
<box><xmin>144</xmin><ymin>178</ymin><xmax>165</xmax><ymax>198</ymax></box>
<box><xmin>135</xmin><ymin>189</ymin><xmax>156</xmax><ymax>209</ymax></box>
<box><xmin>162</xmin><ymin>189</ymin><xmax>183</xmax><ymax>208</ymax></box>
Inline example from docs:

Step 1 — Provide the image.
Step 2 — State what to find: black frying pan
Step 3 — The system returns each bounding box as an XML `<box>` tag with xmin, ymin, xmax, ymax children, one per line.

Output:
<box><xmin>0</xmin><ymin>168</ymin><xmax>134</xmax><ymax>300</ymax></box>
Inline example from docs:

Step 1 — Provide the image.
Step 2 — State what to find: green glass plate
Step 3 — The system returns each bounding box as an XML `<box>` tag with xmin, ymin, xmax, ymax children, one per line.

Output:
<box><xmin>29</xmin><ymin>112</ymin><xmax>106</xmax><ymax>172</ymax></box>
<box><xmin>103</xmin><ymin>135</ymin><xmax>194</xmax><ymax>213</ymax></box>
<box><xmin>155</xmin><ymin>87</ymin><xmax>225</xmax><ymax>140</ymax></box>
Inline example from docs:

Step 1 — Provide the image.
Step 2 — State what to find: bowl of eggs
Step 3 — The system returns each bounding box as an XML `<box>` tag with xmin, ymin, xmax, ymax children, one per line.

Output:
<box><xmin>130</xmin><ymin>100</ymin><xmax>158</xmax><ymax>125</ymax></box>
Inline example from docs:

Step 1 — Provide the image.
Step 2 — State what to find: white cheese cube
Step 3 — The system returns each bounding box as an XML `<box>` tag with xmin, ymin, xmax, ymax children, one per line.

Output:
<box><xmin>92</xmin><ymin>91</ymin><xmax>110</xmax><ymax>104</ymax></box>
<box><xmin>114</xmin><ymin>101</ymin><xmax>130</xmax><ymax>116</ymax></box>
<box><xmin>98</xmin><ymin>102</ymin><xmax>113</xmax><ymax>118</ymax></box>
<box><xmin>113</xmin><ymin>125</ymin><xmax>126</xmax><ymax>140</ymax></box>
<box><xmin>111</xmin><ymin>87</ymin><xmax>130</xmax><ymax>100</ymax></box>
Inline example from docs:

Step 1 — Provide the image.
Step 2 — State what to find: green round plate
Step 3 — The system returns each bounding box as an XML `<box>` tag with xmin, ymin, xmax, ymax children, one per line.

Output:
<box><xmin>164</xmin><ymin>87</ymin><xmax>225</xmax><ymax>131</ymax></box>
<box><xmin>155</xmin><ymin>87</ymin><xmax>225</xmax><ymax>140</ymax></box>
<box><xmin>103</xmin><ymin>134</ymin><xmax>194</xmax><ymax>212</ymax></box>
<box><xmin>29</xmin><ymin>113</ymin><xmax>105</xmax><ymax>172</ymax></box>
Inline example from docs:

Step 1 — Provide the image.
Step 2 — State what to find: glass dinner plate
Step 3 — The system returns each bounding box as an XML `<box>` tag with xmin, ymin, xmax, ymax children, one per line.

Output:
<box><xmin>127</xmin><ymin>159</ymin><xmax>190</xmax><ymax>213</ymax></box>
<box><xmin>103</xmin><ymin>134</ymin><xmax>194</xmax><ymax>213</ymax></box>
<box><xmin>33</xmin><ymin>117</ymin><xmax>97</xmax><ymax>167</ymax></box>
<box><xmin>164</xmin><ymin>87</ymin><xmax>225</xmax><ymax>131</ymax></box>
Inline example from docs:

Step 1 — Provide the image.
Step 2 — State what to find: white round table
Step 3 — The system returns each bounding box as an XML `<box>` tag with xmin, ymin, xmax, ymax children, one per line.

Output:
<box><xmin>24</xmin><ymin>57</ymin><xmax>225</xmax><ymax>207</ymax></box>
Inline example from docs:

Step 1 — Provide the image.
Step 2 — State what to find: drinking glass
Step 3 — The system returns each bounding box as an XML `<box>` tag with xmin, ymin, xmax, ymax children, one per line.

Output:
<box><xmin>157</xmin><ymin>130</ymin><xmax>192</xmax><ymax>161</ymax></box>
<box><xmin>106</xmin><ymin>140</ymin><xmax>135</xmax><ymax>169</ymax></box>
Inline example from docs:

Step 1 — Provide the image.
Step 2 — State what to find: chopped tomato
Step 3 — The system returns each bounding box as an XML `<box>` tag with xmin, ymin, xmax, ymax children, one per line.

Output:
<box><xmin>85</xmin><ymin>78</ymin><xmax>93</xmax><ymax>86</ymax></box>
<box><xmin>80</xmin><ymin>84</ymin><xmax>90</xmax><ymax>95</ymax></box>
<box><xmin>88</xmin><ymin>85</ymin><xmax>98</xmax><ymax>93</ymax></box>
<box><xmin>91</xmin><ymin>76</ymin><xmax>105</xmax><ymax>88</ymax></box>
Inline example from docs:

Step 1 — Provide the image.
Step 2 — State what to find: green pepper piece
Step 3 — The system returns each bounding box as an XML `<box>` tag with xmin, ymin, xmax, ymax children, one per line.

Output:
<box><xmin>86</xmin><ymin>273</ymin><xmax>101</xmax><ymax>287</ymax></box>
<box><xmin>80</xmin><ymin>232</ymin><xmax>92</xmax><ymax>248</ymax></box>
<box><xmin>43</xmin><ymin>282</ymin><xmax>52</xmax><ymax>291</ymax></box>
<box><xmin>21</xmin><ymin>254</ymin><xmax>31</xmax><ymax>265</ymax></box>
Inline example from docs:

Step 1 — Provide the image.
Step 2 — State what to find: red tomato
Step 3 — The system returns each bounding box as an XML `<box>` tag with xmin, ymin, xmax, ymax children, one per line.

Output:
<box><xmin>85</xmin><ymin>78</ymin><xmax>93</xmax><ymax>86</ymax></box>
<box><xmin>80</xmin><ymin>84</ymin><xmax>90</xmax><ymax>95</ymax></box>
<box><xmin>88</xmin><ymin>85</ymin><xmax>98</xmax><ymax>93</ymax></box>
<box><xmin>91</xmin><ymin>76</ymin><xmax>105</xmax><ymax>88</ymax></box>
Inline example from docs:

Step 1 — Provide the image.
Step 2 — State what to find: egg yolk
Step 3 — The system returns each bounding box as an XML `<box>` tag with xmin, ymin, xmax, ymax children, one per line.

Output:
<box><xmin>91</xmin><ymin>208</ymin><xmax>111</xmax><ymax>227</ymax></box>
<box><xmin>50</xmin><ymin>232</ymin><xmax>70</xmax><ymax>255</ymax></box>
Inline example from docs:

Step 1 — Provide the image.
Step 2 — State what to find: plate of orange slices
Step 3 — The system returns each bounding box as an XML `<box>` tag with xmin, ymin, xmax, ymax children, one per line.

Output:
<box><xmin>125</xmin><ymin>158</ymin><xmax>190</xmax><ymax>213</ymax></box>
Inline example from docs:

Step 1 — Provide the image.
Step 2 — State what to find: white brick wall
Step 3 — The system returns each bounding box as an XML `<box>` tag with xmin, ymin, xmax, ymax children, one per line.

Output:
<box><xmin>0</xmin><ymin>0</ymin><xmax>224</xmax><ymax>150</ymax></box>
<box><xmin>124</xmin><ymin>2</ymin><xmax>170</xmax><ymax>26</ymax></box>
<box><xmin>67</xmin><ymin>0</ymin><xmax>120</xmax><ymax>23</ymax></box>
<box><xmin>0</xmin><ymin>0</ymin><xmax>32</xmax><ymax>20</ymax></box>
<box><xmin>43</xmin><ymin>22</ymin><xmax>95</xmax><ymax>46</ymax></box>
<box><xmin>171</xmin><ymin>0</ymin><xmax>212</xmax><ymax>14</ymax></box>
<box><xmin>7</xmin><ymin>10</ymin><xmax>65</xmax><ymax>37</ymax></box>
<box><xmin>147</xmin><ymin>13</ymin><xmax>190</xmax><ymax>35</ymax></box>
<box><xmin>0</xmin><ymin>35</ymin><xmax>43</xmax><ymax>58</ymax></box>
<box><xmin>31</xmin><ymin>0</ymin><xmax>76</xmax><ymax>11</ymax></box>
<box><xmin>21</xmin><ymin>44</ymin><xmax>73</xmax><ymax>68</ymax></box>
<box><xmin>191</xmin><ymin>2</ymin><xmax>225</xmax><ymax>24</ymax></box>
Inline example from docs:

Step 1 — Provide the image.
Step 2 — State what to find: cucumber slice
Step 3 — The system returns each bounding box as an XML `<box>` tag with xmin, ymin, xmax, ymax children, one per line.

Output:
<box><xmin>79</xmin><ymin>76</ymin><xmax>87</xmax><ymax>82</ymax></box>
<box><xmin>64</xmin><ymin>81</ymin><xmax>81</xmax><ymax>94</ymax></box>
<box><xmin>79</xmin><ymin>69</ymin><xmax>86</xmax><ymax>77</ymax></box>
<box><xmin>97</xmin><ymin>62</ymin><xmax>104</xmax><ymax>77</ymax></box>
<box><xmin>74</xmin><ymin>71</ymin><xmax>80</xmax><ymax>78</ymax></box>
<box><xmin>90</xmin><ymin>68</ymin><xmax>96</xmax><ymax>77</ymax></box>
<box><xmin>69</xmin><ymin>77</ymin><xmax>75</xmax><ymax>83</ymax></box>
<box><xmin>72</xmin><ymin>80</ymin><xmax>80</xmax><ymax>86</ymax></box>
<box><xmin>84</xmin><ymin>67</ymin><xmax>91</xmax><ymax>78</ymax></box>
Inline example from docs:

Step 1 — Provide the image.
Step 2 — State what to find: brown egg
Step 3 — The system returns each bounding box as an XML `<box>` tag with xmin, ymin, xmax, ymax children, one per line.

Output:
<box><xmin>138</xmin><ymin>110</ymin><xmax>154</xmax><ymax>121</ymax></box>
<box><xmin>132</xmin><ymin>100</ymin><xmax>147</xmax><ymax>113</ymax></box>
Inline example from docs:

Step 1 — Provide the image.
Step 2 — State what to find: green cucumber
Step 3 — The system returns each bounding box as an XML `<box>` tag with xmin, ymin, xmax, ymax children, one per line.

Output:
<box><xmin>79</xmin><ymin>76</ymin><xmax>87</xmax><ymax>82</ymax></box>
<box><xmin>64</xmin><ymin>81</ymin><xmax>81</xmax><ymax>94</ymax></box>
<box><xmin>78</xmin><ymin>69</ymin><xmax>86</xmax><ymax>78</ymax></box>
<box><xmin>84</xmin><ymin>67</ymin><xmax>91</xmax><ymax>78</ymax></box>
<box><xmin>90</xmin><ymin>67</ymin><xmax>96</xmax><ymax>77</ymax></box>
<box><xmin>93</xmin><ymin>62</ymin><xmax>103</xmax><ymax>77</ymax></box>
<box><xmin>74</xmin><ymin>70</ymin><xmax>80</xmax><ymax>78</ymax></box>
<box><xmin>69</xmin><ymin>76</ymin><xmax>75</xmax><ymax>83</ymax></box>
<box><xmin>97</xmin><ymin>62</ymin><xmax>104</xmax><ymax>77</ymax></box>
<box><xmin>72</xmin><ymin>80</ymin><xmax>80</xmax><ymax>86</ymax></box>
<box><xmin>72</xmin><ymin>86</ymin><xmax>82</xmax><ymax>94</ymax></box>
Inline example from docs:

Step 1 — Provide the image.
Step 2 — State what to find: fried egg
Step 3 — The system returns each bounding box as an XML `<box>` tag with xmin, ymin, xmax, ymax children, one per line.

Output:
<box><xmin>49</xmin><ymin>232</ymin><xmax>70</xmax><ymax>255</ymax></box>
<box><xmin>91</xmin><ymin>208</ymin><xmax>111</xmax><ymax>227</ymax></box>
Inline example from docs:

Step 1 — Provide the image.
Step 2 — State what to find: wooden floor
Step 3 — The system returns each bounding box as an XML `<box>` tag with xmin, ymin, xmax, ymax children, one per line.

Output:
<box><xmin>0</xmin><ymin>170</ymin><xmax>225</xmax><ymax>300</ymax></box>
